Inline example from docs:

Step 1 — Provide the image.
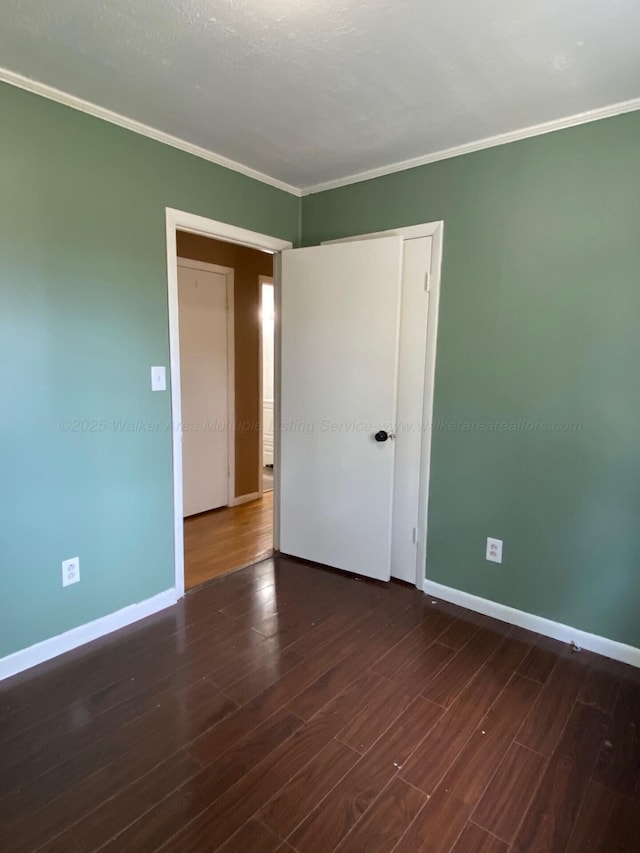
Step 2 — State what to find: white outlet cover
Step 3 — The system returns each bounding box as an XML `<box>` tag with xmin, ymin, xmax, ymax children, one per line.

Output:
<box><xmin>62</xmin><ymin>556</ymin><xmax>80</xmax><ymax>587</ymax></box>
<box><xmin>486</xmin><ymin>537</ymin><xmax>503</xmax><ymax>564</ymax></box>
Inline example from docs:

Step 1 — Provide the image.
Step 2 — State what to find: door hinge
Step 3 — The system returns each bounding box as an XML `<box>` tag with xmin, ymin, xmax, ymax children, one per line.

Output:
<box><xmin>425</xmin><ymin>272</ymin><xmax>432</xmax><ymax>292</ymax></box>
<box><xmin>412</xmin><ymin>527</ymin><xmax>418</xmax><ymax>545</ymax></box>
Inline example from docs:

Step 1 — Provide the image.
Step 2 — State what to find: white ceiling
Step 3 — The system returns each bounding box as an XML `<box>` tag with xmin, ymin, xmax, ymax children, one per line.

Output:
<box><xmin>1</xmin><ymin>0</ymin><xmax>639</xmax><ymax>193</ymax></box>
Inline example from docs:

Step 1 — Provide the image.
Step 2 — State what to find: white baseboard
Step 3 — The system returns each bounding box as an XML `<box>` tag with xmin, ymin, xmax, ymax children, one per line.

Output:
<box><xmin>231</xmin><ymin>491</ymin><xmax>262</xmax><ymax>506</ymax></box>
<box><xmin>0</xmin><ymin>589</ymin><xmax>179</xmax><ymax>682</ymax></box>
<box><xmin>423</xmin><ymin>579</ymin><xmax>640</xmax><ymax>669</ymax></box>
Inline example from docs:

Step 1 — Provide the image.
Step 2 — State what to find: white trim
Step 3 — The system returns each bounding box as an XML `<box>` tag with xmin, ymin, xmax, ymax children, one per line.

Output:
<box><xmin>0</xmin><ymin>590</ymin><xmax>178</xmax><ymax>681</ymax></box>
<box><xmin>301</xmin><ymin>97</ymin><xmax>640</xmax><ymax>195</ymax></box>
<box><xmin>272</xmin><ymin>253</ymin><xmax>282</xmax><ymax>552</ymax></box>
<box><xmin>176</xmin><ymin>257</ymin><xmax>237</xmax><ymax>508</ymax></box>
<box><xmin>419</xmin><ymin>224</ymin><xmax>443</xmax><ymax>591</ymax></box>
<box><xmin>167</xmin><ymin>209</ymin><xmax>292</xmax><ymax>596</ymax></box>
<box><xmin>0</xmin><ymin>66</ymin><xmax>301</xmax><ymax>198</ymax></box>
<box><xmin>423</xmin><ymin>579</ymin><xmax>640</xmax><ymax>669</ymax></box>
<box><xmin>3</xmin><ymin>65</ymin><xmax>639</xmax><ymax>201</ymax></box>
<box><xmin>231</xmin><ymin>491</ymin><xmax>262</xmax><ymax>507</ymax></box>
<box><xmin>324</xmin><ymin>222</ymin><xmax>444</xmax><ymax>591</ymax></box>
<box><xmin>258</xmin><ymin>276</ymin><xmax>265</xmax><ymax>496</ymax></box>
<box><xmin>171</xmin><ymin>209</ymin><xmax>292</xmax><ymax>255</ymax></box>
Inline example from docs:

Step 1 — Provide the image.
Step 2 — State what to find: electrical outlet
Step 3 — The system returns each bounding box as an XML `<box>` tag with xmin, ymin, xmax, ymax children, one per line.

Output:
<box><xmin>62</xmin><ymin>557</ymin><xmax>80</xmax><ymax>587</ymax></box>
<box><xmin>486</xmin><ymin>538</ymin><xmax>503</xmax><ymax>564</ymax></box>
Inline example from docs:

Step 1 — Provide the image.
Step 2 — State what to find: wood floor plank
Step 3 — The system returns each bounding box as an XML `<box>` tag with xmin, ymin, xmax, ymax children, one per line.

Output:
<box><xmin>157</xmin><ymin>670</ymin><xmax>383</xmax><ymax>852</ymax></box>
<box><xmin>33</xmin><ymin>750</ymin><xmax>201</xmax><ymax>853</ymax></box>
<box><xmin>289</xmin><ymin>697</ymin><xmax>444</xmax><ymax>852</ymax></box>
<box><xmin>284</xmin><ymin>655</ymin><xmax>380</xmax><ymax>721</ymax></box>
<box><xmin>259</xmin><ymin>738</ymin><xmax>360</xmax><ymax>839</ymax></box>
<box><xmin>0</xmin><ymin>677</ymin><xmax>235</xmax><ymax>826</ymax></box>
<box><xmin>394</xmin><ymin>675</ymin><xmax>541</xmax><ymax>853</ymax></box>
<box><xmin>370</xmin><ymin>610</ymin><xmax>455</xmax><ymax>679</ymax></box>
<box><xmin>437</xmin><ymin>616</ymin><xmax>482</xmax><ymax>650</ymax></box>
<box><xmin>188</xmin><ymin>646</ymin><xmax>378</xmax><ymax>768</ymax></box>
<box><xmin>99</xmin><ymin>708</ymin><xmax>303</xmax><ymax>853</ymax></box>
<box><xmin>420</xmin><ymin>625</ymin><xmax>507</xmax><ymax>708</ymax></box>
<box><xmin>216</xmin><ymin>819</ymin><xmax>283</xmax><ymax>853</ymax></box>
<box><xmin>512</xmin><ymin>703</ymin><xmax>607</xmax><ymax>852</ymax></box>
<box><xmin>161</xmin><ymin>711</ymin><xmax>346</xmax><ymax>849</ymax></box>
<box><xmin>565</xmin><ymin>781</ymin><xmax>640</xmax><ymax>852</ymax></box>
<box><xmin>516</xmin><ymin>633</ymin><xmax>564</xmax><ymax>683</ymax></box>
<box><xmin>0</xmin><ymin>609</ymin><xmax>242</xmax><ymax>744</ymax></box>
<box><xmin>285</xmin><ymin>603</ymin><xmax>453</xmax><ymax>723</ymax></box>
<box><xmin>401</xmin><ymin>632</ymin><xmax>533</xmax><ymax>795</ymax></box>
<box><xmin>515</xmin><ymin>649</ymin><xmax>589</xmax><ymax>757</ymax></box>
<box><xmin>593</xmin><ymin>677</ymin><xmax>640</xmax><ymax>796</ymax></box>
<box><xmin>390</xmin><ymin>641</ymin><xmax>457</xmax><ymax>695</ymax></box>
<box><xmin>0</xmin><ymin>663</ymin><xmax>235</xmax><ymax>785</ymax></box>
<box><xmin>578</xmin><ymin>660</ymin><xmax>621</xmax><ymax>714</ymax></box>
<box><xmin>451</xmin><ymin>822</ymin><xmax>509</xmax><ymax>853</ymax></box>
<box><xmin>472</xmin><ymin>742</ymin><xmax>548</xmax><ymax>843</ymax></box>
<box><xmin>223</xmin><ymin>648</ymin><xmax>306</xmax><ymax>706</ymax></box>
<box><xmin>334</xmin><ymin>776</ymin><xmax>425</xmax><ymax>853</ymax></box>
<box><xmin>336</xmin><ymin>677</ymin><xmax>419</xmax><ymax>754</ymax></box>
<box><xmin>282</xmin><ymin>605</ymin><xmax>375</xmax><ymax>659</ymax></box>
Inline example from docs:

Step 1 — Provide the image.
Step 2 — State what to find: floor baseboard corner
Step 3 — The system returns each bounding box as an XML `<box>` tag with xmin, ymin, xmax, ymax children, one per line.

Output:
<box><xmin>0</xmin><ymin>588</ymin><xmax>178</xmax><ymax>681</ymax></box>
<box><xmin>423</xmin><ymin>578</ymin><xmax>640</xmax><ymax>669</ymax></box>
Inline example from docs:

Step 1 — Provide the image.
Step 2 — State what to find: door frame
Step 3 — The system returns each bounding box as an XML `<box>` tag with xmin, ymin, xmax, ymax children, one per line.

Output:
<box><xmin>166</xmin><ymin>208</ymin><xmax>292</xmax><ymax>597</ymax></box>
<box><xmin>324</xmin><ymin>221</ymin><xmax>444</xmax><ymax>588</ymax></box>
<box><xmin>176</xmin><ymin>256</ymin><xmax>236</xmax><ymax>509</ymax></box>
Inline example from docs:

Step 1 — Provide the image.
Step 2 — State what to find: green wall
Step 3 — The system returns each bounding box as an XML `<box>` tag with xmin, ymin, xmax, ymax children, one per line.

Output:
<box><xmin>303</xmin><ymin>111</ymin><xmax>640</xmax><ymax>648</ymax></box>
<box><xmin>0</xmin><ymin>82</ymin><xmax>299</xmax><ymax>658</ymax></box>
<box><xmin>2</xmin><ymin>77</ymin><xmax>639</xmax><ymax>661</ymax></box>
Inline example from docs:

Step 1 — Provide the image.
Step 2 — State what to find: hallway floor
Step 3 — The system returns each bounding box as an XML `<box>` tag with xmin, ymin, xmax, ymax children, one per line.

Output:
<box><xmin>1</xmin><ymin>555</ymin><xmax>639</xmax><ymax>851</ymax></box>
<box><xmin>184</xmin><ymin>491</ymin><xmax>273</xmax><ymax>589</ymax></box>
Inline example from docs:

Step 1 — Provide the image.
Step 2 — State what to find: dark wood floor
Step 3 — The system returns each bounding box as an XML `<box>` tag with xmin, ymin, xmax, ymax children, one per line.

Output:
<box><xmin>1</xmin><ymin>556</ymin><xmax>639</xmax><ymax>852</ymax></box>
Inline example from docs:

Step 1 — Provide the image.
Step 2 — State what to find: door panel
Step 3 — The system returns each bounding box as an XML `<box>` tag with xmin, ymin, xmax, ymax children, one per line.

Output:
<box><xmin>280</xmin><ymin>237</ymin><xmax>403</xmax><ymax>581</ymax></box>
<box><xmin>178</xmin><ymin>265</ymin><xmax>228</xmax><ymax>516</ymax></box>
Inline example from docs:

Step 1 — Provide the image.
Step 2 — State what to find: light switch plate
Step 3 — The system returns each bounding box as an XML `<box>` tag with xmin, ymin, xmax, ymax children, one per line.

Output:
<box><xmin>151</xmin><ymin>366</ymin><xmax>166</xmax><ymax>391</ymax></box>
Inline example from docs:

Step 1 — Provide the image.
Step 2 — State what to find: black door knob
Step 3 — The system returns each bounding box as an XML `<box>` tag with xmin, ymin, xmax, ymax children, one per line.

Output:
<box><xmin>375</xmin><ymin>430</ymin><xmax>389</xmax><ymax>442</ymax></box>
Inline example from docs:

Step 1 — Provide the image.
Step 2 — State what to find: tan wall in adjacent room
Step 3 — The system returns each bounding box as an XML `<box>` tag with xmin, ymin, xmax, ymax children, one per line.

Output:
<box><xmin>176</xmin><ymin>232</ymin><xmax>273</xmax><ymax>498</ymax></box>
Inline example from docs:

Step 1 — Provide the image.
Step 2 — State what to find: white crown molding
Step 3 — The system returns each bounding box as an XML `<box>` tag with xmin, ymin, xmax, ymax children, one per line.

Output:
<box><xmin>301</xmin><ymin>96</ymin><xmax>640</xmax><ymax>196</ymax></box>
<box><xmin>423</xmin><ymin>579</ymin><xmax>640</xmax><ymax>669</ymax></box>
<box><xmin>2</xmin><ymin>65</ymin><xmax>639</xmax><ymax>206</ymax></box>
<box><xmin>0</xmin><ymin>66</ymin><xmax>302</xmax><ymax>198</ymax></box>
<box><xmin>0</xmin><ymin>588</ymin><xmax>178</xmax><ymax>681</ymax></box>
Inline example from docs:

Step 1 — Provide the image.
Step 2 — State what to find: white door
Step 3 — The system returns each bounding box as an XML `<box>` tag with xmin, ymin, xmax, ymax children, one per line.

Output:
<box><xmin>178</xmin><ymin>262</ymin><xmax>229</xmax><ymax>516</ymax></box>
<box><xmin>280</xmin><ymin>237</ymin><xmax>403</xmax><ymax>581</ymax></box>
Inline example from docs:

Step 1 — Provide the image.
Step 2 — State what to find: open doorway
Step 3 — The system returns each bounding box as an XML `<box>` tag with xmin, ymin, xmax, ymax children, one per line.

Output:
<box><xmin>167</xmin><ymin>209</ymin><xmax>443</xmax><ymax>600</ymax></box>
<box><xmin>176</xmin><ymin>231</ymin><xmax>275</xmax><ymax>589</ymax></box>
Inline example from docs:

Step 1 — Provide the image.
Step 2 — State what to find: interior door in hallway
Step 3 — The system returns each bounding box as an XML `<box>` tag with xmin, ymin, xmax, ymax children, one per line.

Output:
<box><xmin>280</xmin><ymin>237</ymin><xmax>403</xmax><ymax>581</ymax></box>
<box><xmin>178</xmin><ymin>260</ymin><xmax>230</xmax><ymax>516</ymax></box>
